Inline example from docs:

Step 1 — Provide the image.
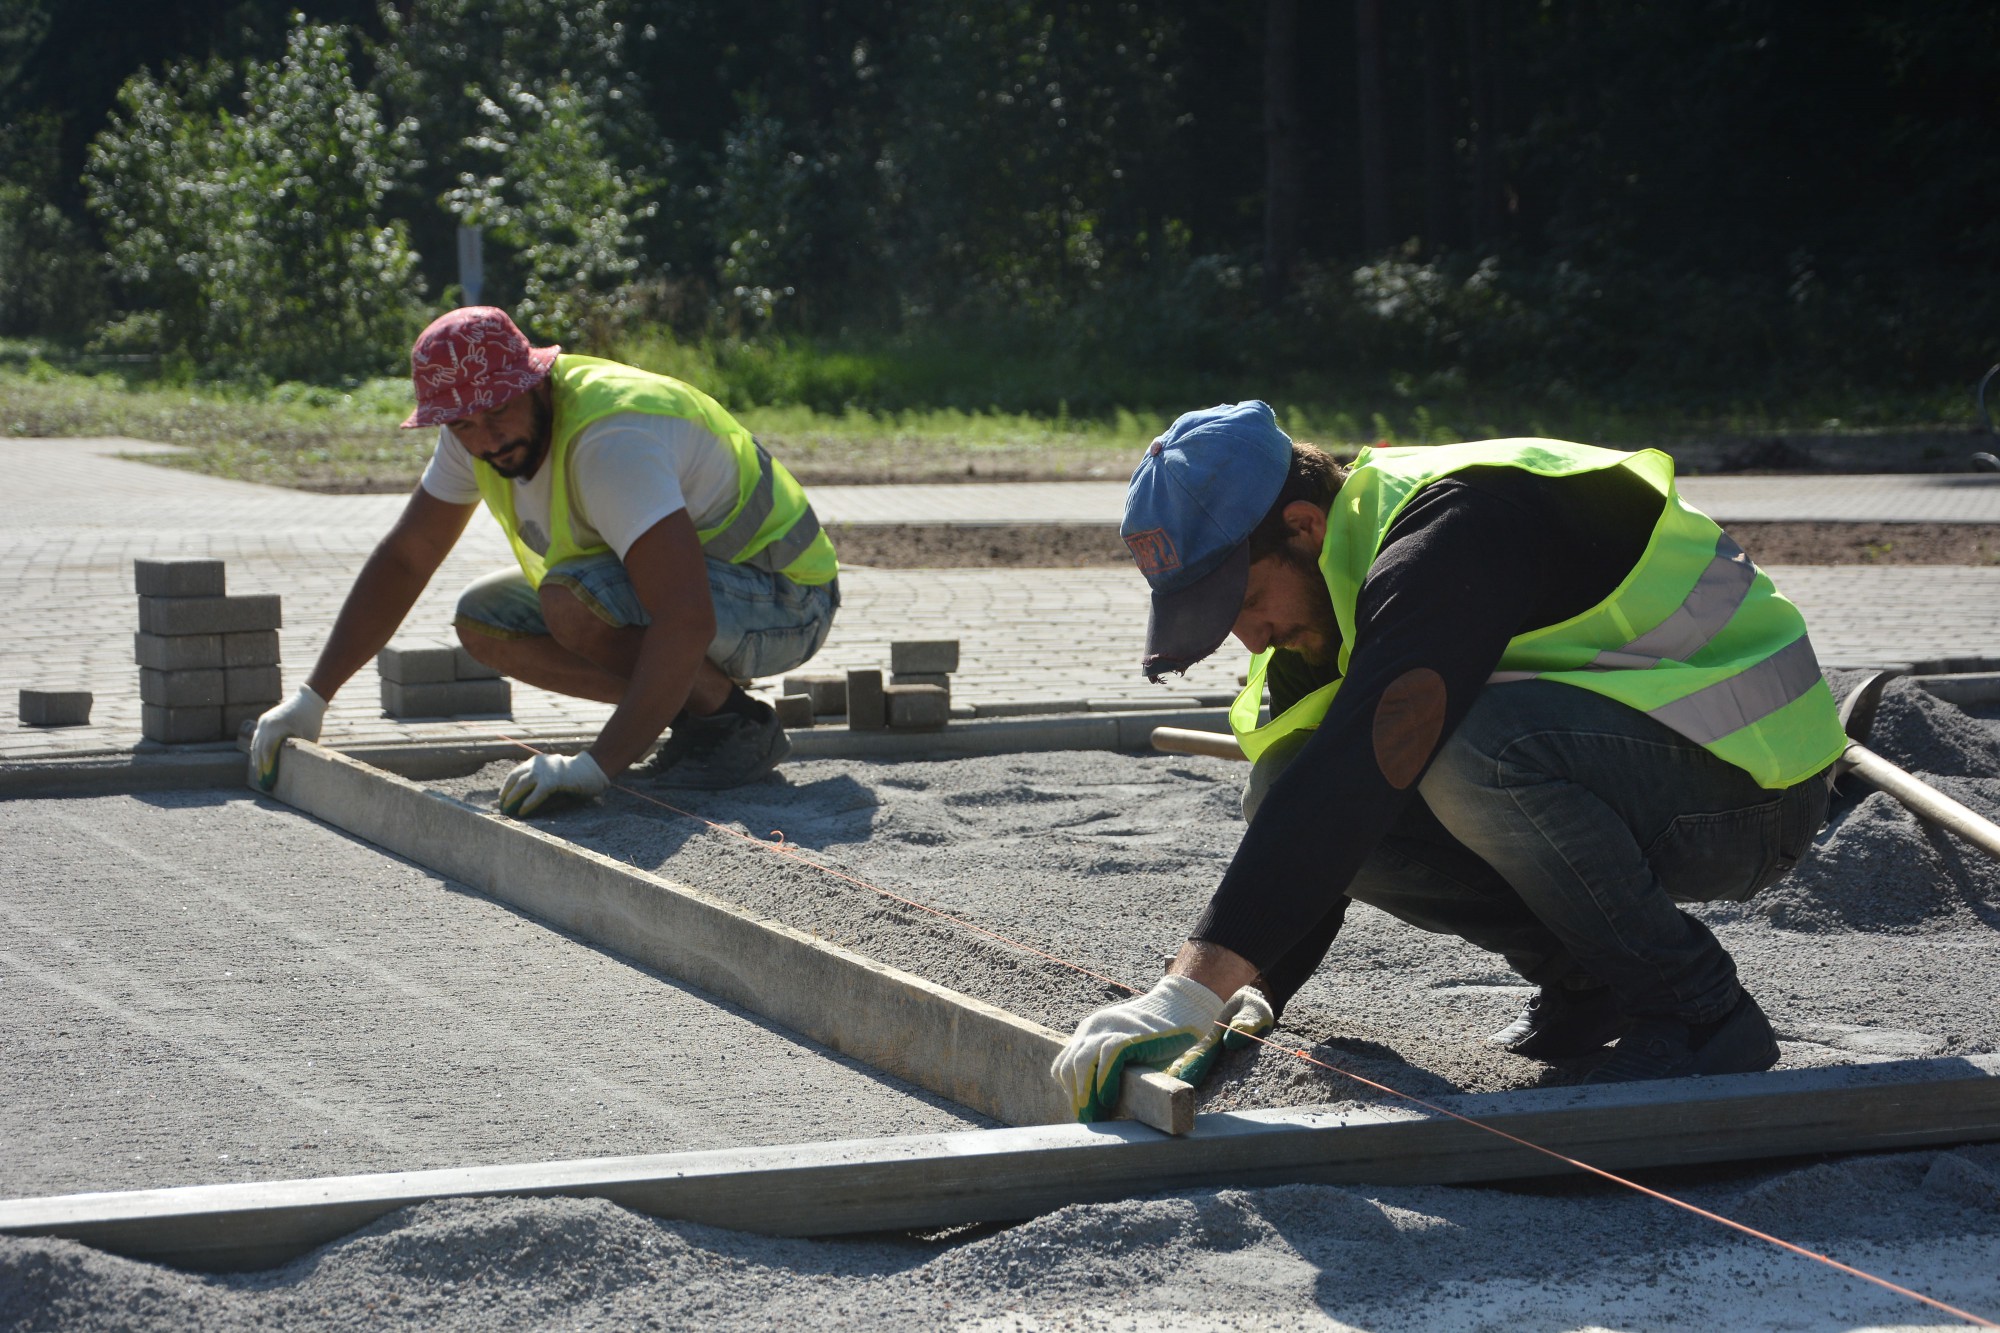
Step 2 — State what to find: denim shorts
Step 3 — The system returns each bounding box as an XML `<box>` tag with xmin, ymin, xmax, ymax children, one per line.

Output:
<box><xmin>455</xmin><ymin>554</ymin><xmax>840</xmax><ymax>681</ymax></box>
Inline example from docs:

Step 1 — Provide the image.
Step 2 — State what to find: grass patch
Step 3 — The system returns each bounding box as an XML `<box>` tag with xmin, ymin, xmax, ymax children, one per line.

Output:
<box><xmin>1</xmin><ymin>333</ymin><xmax>1982</xmax><ymax>492</ymax></box>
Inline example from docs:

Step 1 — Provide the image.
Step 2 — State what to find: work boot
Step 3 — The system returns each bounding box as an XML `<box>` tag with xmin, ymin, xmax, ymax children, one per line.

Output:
<box><xmin>1488</xmin><ymin>983</ymin><xmax>1632</xmax><ymax>1060</ymax></box>
<box><xmin>1582</xmin><ymin>990</ymin><xmax>1780</xmax><ymax>1084</ymax></box>
<box><xmin>644</xmin><ymin>697</ymin><xmax>791</xmax><ymax>790</ymax></box>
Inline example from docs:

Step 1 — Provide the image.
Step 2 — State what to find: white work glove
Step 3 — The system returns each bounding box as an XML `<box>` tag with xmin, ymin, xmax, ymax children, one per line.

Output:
<box><xmin>499</xmin><ymin>751</ymin><xmax>609</xmax><ymax>819</ymax></box>
<box><xmin>249</xmin><ymin>684</ymin><xmax>327</xmax><ymax>792</ymax></box>
<box><xmin>1052</xmin><ymin>975</ymin><xmax>1224</xmax><ymax>1123</ymax></box>
<box><xmin>1163</xmin><ymin>986</ymin><xmax>1276</xmax><ymax>1087</ymax></box>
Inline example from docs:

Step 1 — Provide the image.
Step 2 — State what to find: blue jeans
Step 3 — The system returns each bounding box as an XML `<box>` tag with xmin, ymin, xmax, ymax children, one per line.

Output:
<box><xmin>454</xmin><ymin>554</ymin><xmax>839</xmax><ymax>681</ymax></box>
<box><xmin>1256</xmin><ymin>680</ymin><xmax>1828</xmax><ymax>1023</ymax></box>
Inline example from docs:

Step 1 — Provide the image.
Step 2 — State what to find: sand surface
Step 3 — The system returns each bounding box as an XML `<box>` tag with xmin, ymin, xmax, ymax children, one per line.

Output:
<box><xmin>425</xmin><ymin>674</ymin><xmax>2000</xmax><ymax>1115</ymax></box>
<box><xmin>5</xmin><ymin>678</ymin><xmax>1998</xmax><ymax>1328</ymax></box>
<box><xmin>6</xmin><ymin>1146</ymin><xmax>1998</xmax><ymax>1329</ymax></box>
<box><xmin>0</xmin><ymin>792</ymin><xmax>987</xmax><ymax>1198</ymax></box>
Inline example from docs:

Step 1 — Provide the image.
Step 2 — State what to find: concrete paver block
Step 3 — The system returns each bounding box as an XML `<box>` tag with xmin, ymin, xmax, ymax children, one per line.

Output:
<box><xmin>892</xmin><ymin>671</ymin><xmax>952</xmax><ymax>702</ymax></box>
<box><xmin>846</xmin><ymin>669</ymin><xmax>886</xmax><ymax>730</ymax></box>
<box><xmin>139</xmin><ymin>668</ymin><xmax>225</xmax><ymax>708</ymax></box>
<box><xmin>133</xmin><ymin>558</ymin><xmax>225</xmax><ymax>598</ymax></box>
<box><xmin>886</xmin><ymin>683</ymin><xmax>949</xmax><ymax>731</ymax></box>
<box><xmin>142</xmin><ymin>703</ymin><xmax>224</xmax><ymax>743</ymax></box>
<box><xmin>19</xmin><ymin>689</ymin><xmax>92</xmax><ymax>726</ymax></box>
<box><xmin>224</xmin><ymin>702</ymin><xmax>266</xmax><ymax>738</ymax></box>
<box><xmin>225</xmin><ymin>665</ymin><xmax>283</xmax><ymax>705</ymax></box>
<box><xmin>221</xmin><ymin>630</ymin><xmax>280</xmax><ymax>669</ymax></box>
<box><xmin>892</xmin><ymin>640</ymin><xmax>961</xmax><ymax>673</ymax></box>
<box><xmin>773</xmin><ymin>694</ymin><xmax>816</xmax><ymax>728</ymax></box>
<box><xmin>453</xmin><ymin>645</ymin><xmax>503</xmax><ymax>680</ymax></box>
<box><xmin>378</xmin><ymin>643</ymin><xmax>458</xmax><ymax>684</ymax></box>
<box><xmin>134</xmin><ymin>632</ymin><xmax>222</xmax><ymax>672</ymax></box>
<box><xmin>138</xmin><ymin>594</ymin><xmax>282</xmax><ymax>637</ymax></box>
<box><xmin>381</xmin><ymin>677</ymin><xmax>513</xmax><ymax>719</ymax></box>
<box><xmin>782</xmin><ymin>672</ymin><xmax>848</xmax><ymax>715</ymax></box>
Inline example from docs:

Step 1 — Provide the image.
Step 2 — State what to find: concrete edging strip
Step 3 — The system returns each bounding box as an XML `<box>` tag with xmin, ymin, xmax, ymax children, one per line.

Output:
<box><xmin>5</xmin><ymin>1054</ymin><xmax>1996</xmax><ymax>1273</ymax></box>
<box><xmin>263</xmin><ymin>740</ymin><xmax>1192</xmax><ymax>1134</ymax></box>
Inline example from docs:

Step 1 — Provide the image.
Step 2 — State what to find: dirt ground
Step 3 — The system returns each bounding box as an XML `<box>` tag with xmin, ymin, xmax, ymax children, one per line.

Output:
<box><xmin>830</xmin><ymin>520</ymin><xmax>2000</xmax><ymax>569</ymax></box>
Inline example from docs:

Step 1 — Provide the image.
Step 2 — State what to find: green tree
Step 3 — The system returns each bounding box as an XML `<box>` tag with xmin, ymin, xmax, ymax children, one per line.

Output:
<box><xmin>447</xmin><ymin>81</ymin><xmax>656</xmax><ymax>342</ymax></box>
<box><xmin>85</xmin><ymin>16</ymin><xmax>423</xmax><ymax>380</ymax></box>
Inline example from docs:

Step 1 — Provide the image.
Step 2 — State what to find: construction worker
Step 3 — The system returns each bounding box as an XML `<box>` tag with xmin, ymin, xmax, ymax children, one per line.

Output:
<box><xmin>1053</xmin><ymin>402</ymin><xmax>1843</xmax><ymax>1119</ymax></box>
<box><xmin>248</xmin><ymin>307</ymin><xmax>838</xmax><ymax>813</ymax></box>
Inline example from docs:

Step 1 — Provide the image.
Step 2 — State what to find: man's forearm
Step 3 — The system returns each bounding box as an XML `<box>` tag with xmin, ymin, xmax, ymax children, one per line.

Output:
<box><xmin>304</xmin><ymin>546</ymin><xmax>438</xmax><ymax>701</ymax></box>
<box><xmin>585</xmin><ymin>620</ymin><xmax>711</xmax><ymax>776</ymax></box>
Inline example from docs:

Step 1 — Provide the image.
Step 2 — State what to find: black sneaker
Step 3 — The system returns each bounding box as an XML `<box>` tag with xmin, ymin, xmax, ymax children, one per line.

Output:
<box><xmin>644</xmin><ymin>700</ymin><xmax>792</xmax><ymax>790</ymax></box>
<box><xmin>1488</xmin><ymin>984</ymin><xmax>1632</xmax><ymax>1060</ymax></box>
<box><xmin>1583</xmin><ymin>990</ymin><xmax>1780</xmax><ymax>1084</ymax></box>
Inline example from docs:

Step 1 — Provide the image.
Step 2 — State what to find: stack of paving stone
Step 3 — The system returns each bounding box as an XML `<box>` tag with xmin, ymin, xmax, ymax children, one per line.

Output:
<box><xmin>377</xmin><ymin>640</ymin><xmax>511</xmax><ymax>719</ymax></box>
<box><xmin>133</xmin><ymin>558</ymin><xmax>283</xmax><ymax>743</ymax></box>
<box><xmin>773</xmin><ymin>640</ymin><xmax>959</xmax><ymax>733</ymax></box>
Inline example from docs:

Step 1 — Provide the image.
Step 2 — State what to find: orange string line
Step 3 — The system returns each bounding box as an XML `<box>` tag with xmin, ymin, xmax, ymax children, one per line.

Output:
<box><xmin>484</xmin><ymin>729</ymin><xmax>1995</xmax><ymax>1328</ymax></box>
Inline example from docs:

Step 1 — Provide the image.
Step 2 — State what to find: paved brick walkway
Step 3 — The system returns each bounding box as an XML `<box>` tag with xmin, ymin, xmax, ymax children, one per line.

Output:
<box><xmin>4</xmin><ymin>437</ymin><xmax>1998</xmax><ymax>762</ymax></box>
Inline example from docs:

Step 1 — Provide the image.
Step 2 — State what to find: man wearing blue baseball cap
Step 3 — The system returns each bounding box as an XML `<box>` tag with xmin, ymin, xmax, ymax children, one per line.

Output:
<box><xmin>1052</xmin><ymin>402</ymin><xmax>1846</xmax><ymax>1121</ymax></box>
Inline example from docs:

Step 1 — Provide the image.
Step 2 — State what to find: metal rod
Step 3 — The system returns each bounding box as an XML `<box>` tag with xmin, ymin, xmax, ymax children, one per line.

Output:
<box><xmin>1844</xmin><ymin>742</ymin><xmax>2000</xmax><ymax>862</ymax></box>
<box><xmin>1152</xmin><ymin>726</ymin><xmax>1246</xmax><ymax>761</ymax></box>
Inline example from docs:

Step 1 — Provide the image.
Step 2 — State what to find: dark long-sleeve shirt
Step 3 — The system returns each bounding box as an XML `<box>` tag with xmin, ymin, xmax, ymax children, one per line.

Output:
<box><xmin>1190</xmin><ymin>463</ymin><xmax>1667</xmax><ymax>968</ymax></box>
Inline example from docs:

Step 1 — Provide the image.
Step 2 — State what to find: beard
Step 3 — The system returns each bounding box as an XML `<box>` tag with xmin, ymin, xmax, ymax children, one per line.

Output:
<box><xmin>484</xmin><ymin>392</ymin><xmax>554</xmax><ymax>479</ymax></box>
<box><xmin>1271</xmin><ymin>546</ymin><xmax>1340</xmax><ymax>665</ymax></box>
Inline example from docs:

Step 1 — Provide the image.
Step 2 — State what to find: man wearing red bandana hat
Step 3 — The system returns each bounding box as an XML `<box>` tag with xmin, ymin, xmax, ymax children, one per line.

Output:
<box><xmin>249</xmin><ymin>307</ymin><xmax>840</xmax><ymax>814</ymax></box>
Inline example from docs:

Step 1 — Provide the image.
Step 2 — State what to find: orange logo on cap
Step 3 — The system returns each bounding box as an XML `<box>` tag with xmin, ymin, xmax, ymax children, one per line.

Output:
<box><xmin>1125</xmin><ymin>528</ymin><xmax>1179</xmax><ymax>577</ymax></box>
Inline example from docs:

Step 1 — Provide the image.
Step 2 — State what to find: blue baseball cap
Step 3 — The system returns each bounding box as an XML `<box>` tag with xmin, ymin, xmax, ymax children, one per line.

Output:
<box><xmin>1123</xmin><ymin>401</ymin><xmax>1292</xmax><ymax>681</ymax></box>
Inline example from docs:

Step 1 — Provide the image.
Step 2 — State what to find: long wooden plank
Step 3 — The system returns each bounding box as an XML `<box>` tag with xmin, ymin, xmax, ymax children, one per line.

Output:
<box><xmin>266</xmin><ymin>740</ymin><xmax>1192</xmax><ymax>1134</ymax></box>
<box><xmin>6</xmin><ymin>1055</ymin><xmax>1997</xmax><ymax>1272</ymax></box>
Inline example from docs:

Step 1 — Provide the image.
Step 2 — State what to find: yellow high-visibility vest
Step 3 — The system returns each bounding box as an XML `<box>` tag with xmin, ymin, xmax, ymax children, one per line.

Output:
<box><xmin>1228</xmin><ymin>439</ymin><xmax>1845</xmax><ymax>789</ymax></box>
<box><xmin>472</xmin><ymin>355</ymin><xmax>837</xmax><ymax>588</ymax></box>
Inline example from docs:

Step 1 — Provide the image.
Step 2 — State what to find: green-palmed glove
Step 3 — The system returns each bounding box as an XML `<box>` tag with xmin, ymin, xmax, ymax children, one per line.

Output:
<box><xmin>499</xmin><ymin>751</ymin><xmax>609</xmax><ymax>818</ymax></box>
<box><xmin>1051</xmin><ymin>975</ymin><xmax>1224</xmax><ymax>1123</ymax></box>
<box><xmin>1162</xmin><ymin>985</ymin><xmax>1276</xmax><ymax>1087</ymax></box>
<box><xmin>249</xmin><ymin>684</ymin><xmax>326</xmax><ymax>792</ymax></box>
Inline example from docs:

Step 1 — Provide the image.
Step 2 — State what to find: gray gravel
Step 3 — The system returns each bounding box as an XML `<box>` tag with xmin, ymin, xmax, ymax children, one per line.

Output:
<box><xmin>5</xmin><ymin>1145</ymin><xmax>1997</xmax><ymax>1329</ymax></box>
<box><xmin>427</xmin><ymin>675</ymin><xmax>2000</xmax><ymax>1113</ymax></box>
<box><xmin>0</xmin><ymin>791</ymin><xmax>987</xmax><ymax>1199</ymax></box>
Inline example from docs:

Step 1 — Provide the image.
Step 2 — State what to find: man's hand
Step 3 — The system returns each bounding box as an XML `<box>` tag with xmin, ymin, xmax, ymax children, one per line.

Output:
<box><xmin>1051</xmin><ymin>975</ymin><xmax>1225</xmax><ymax>1123</ymax></box>
<box><xmin>249</xmin><ymin>685</ymin><xmax>327</xmax><ymax>791</ymax></box>
<box><xmin>499</xmin><ymin>751</ymin><xmax>609</xmax><ymax>818</ymax></box>
<box><xmin>1163</xmin><ymin>985</ymin><xmax>1275</xmax><ymax>1087</ymax></box>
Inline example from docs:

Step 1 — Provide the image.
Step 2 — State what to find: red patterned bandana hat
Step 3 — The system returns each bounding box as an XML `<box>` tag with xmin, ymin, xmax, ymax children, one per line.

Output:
<box><xmin>400</xmin><ymin>307</ymin><xmax>561</xmax><ymax>429</ymax></box>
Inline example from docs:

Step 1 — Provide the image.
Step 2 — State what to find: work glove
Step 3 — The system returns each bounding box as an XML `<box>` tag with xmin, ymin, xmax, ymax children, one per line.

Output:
<box><xmin>249</xmin><ymin>684</ymin><xmax>327</xmax><ymax>792</ymax></box>
<box><xmin>499</xmin><ymin>751</ymin><xmax>609</xmax><ymax>819</ymax></box>
<box><xmin>1051</xmin><ymin>975</ymin><xmax>1224</xmax><ymax>1123</ymax></box>
<box><xmin>1163</xmin><ymin>986</ymin><xmax>1276</xmax><ymax>1087</ymax></box>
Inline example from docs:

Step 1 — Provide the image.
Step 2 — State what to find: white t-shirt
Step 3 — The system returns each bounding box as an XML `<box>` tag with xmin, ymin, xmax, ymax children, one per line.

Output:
<box><xmin>420</xmin><ymin>412</ymin><xmax>743</xmax><ymax>560</ymax></box>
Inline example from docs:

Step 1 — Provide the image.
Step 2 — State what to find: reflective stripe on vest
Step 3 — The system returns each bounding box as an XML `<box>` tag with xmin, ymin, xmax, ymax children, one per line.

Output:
<box><xmin>1228</xmin><ymin>439</ymin><xmax>1846</xmax><ymax>789</ymax></box>
<box><xmin>700</xmin><ymin>441</ymin><xmax>827</xmax><ymax>574</ymax></box>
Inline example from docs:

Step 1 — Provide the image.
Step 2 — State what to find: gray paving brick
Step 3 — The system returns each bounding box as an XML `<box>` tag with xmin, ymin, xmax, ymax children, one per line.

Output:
<box><xmin>891</xmin><ymin>640</ymin><xmax>960</xmax><ymax>673</ymax></box>
<box><xmin>379</xmin><ymin>642</ymin><xmax>458</xmax><ymax>684</ymax></box>
<box><xmin>225</xmin><ymin>665</ymin><xmax>283</xmax><ymax>705</ymax></box>
<box><xmin>139</xmin><ymin>667</ymin><xmax>225</xmax><ymax>707</ymax></box>
<box><xmin>141</xmin><ymin>703</ymin><xmax>224</xmax><ymax>743</ymax></box>
<box><xmin>138</xmin><ymin>594</ymin><xmax>282</xmax><ymax>636</ymax></box>
<box><xmin>773</xmin><ymin>694</ymin><xmax>816</xmax><ymax>728</ymax></box>
<box><xmin>781</xmin><ymin>672</ymin><xmax>848</xmax><ymax>716</ymax></box>
<box><xmin>221</xmin><ymin>630</ymin><xmax>281</xmax><ymax>668</ymax></box>
<box><xmin>223</xmin><ymin>702</ymin><xmax>266</xmax><ymax>738</ymax></box>
<box><xmin>453</xmin><ymin>645</ymin><xmax>502</xmax><ymax>680</ymax></box>
<box><xmin>381</xmin><ymin>677</ymin><xmax>513</xmax><ymax>718</ymax></box>
<box><xmin>133</xmin><ymin>557</ymin><xmax>226</xmax><ymax>598</ymax></box>
<box><xmin>134</xmin><ymin>632</ymin><xmax>222</xmax><ymax>671</ymax></box>
<box><xmin>846</xmin><ymin>669</ymin><xmax>886</xmax><ymax>730</ymax></box>
<box><xmin>885</xmin><ymin>683</ymin><xmax>949</xmax><ymax>730</ymax></box>
<box><xmin>18</xmin><ymin>689</ymin><xmax>91</xmax><ymax>726</ymax></box>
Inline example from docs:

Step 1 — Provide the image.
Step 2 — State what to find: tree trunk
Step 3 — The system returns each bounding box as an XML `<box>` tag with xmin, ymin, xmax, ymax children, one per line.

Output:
<box><xmin>1263</xmin><ymin>0</ymin><xmax>1301</xmax><ymax>307</ymax></box>
<box><xmin>1355</xmin><ymin>0</ymin><xmax>1392</xmax><ymax>254</ymax></box>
